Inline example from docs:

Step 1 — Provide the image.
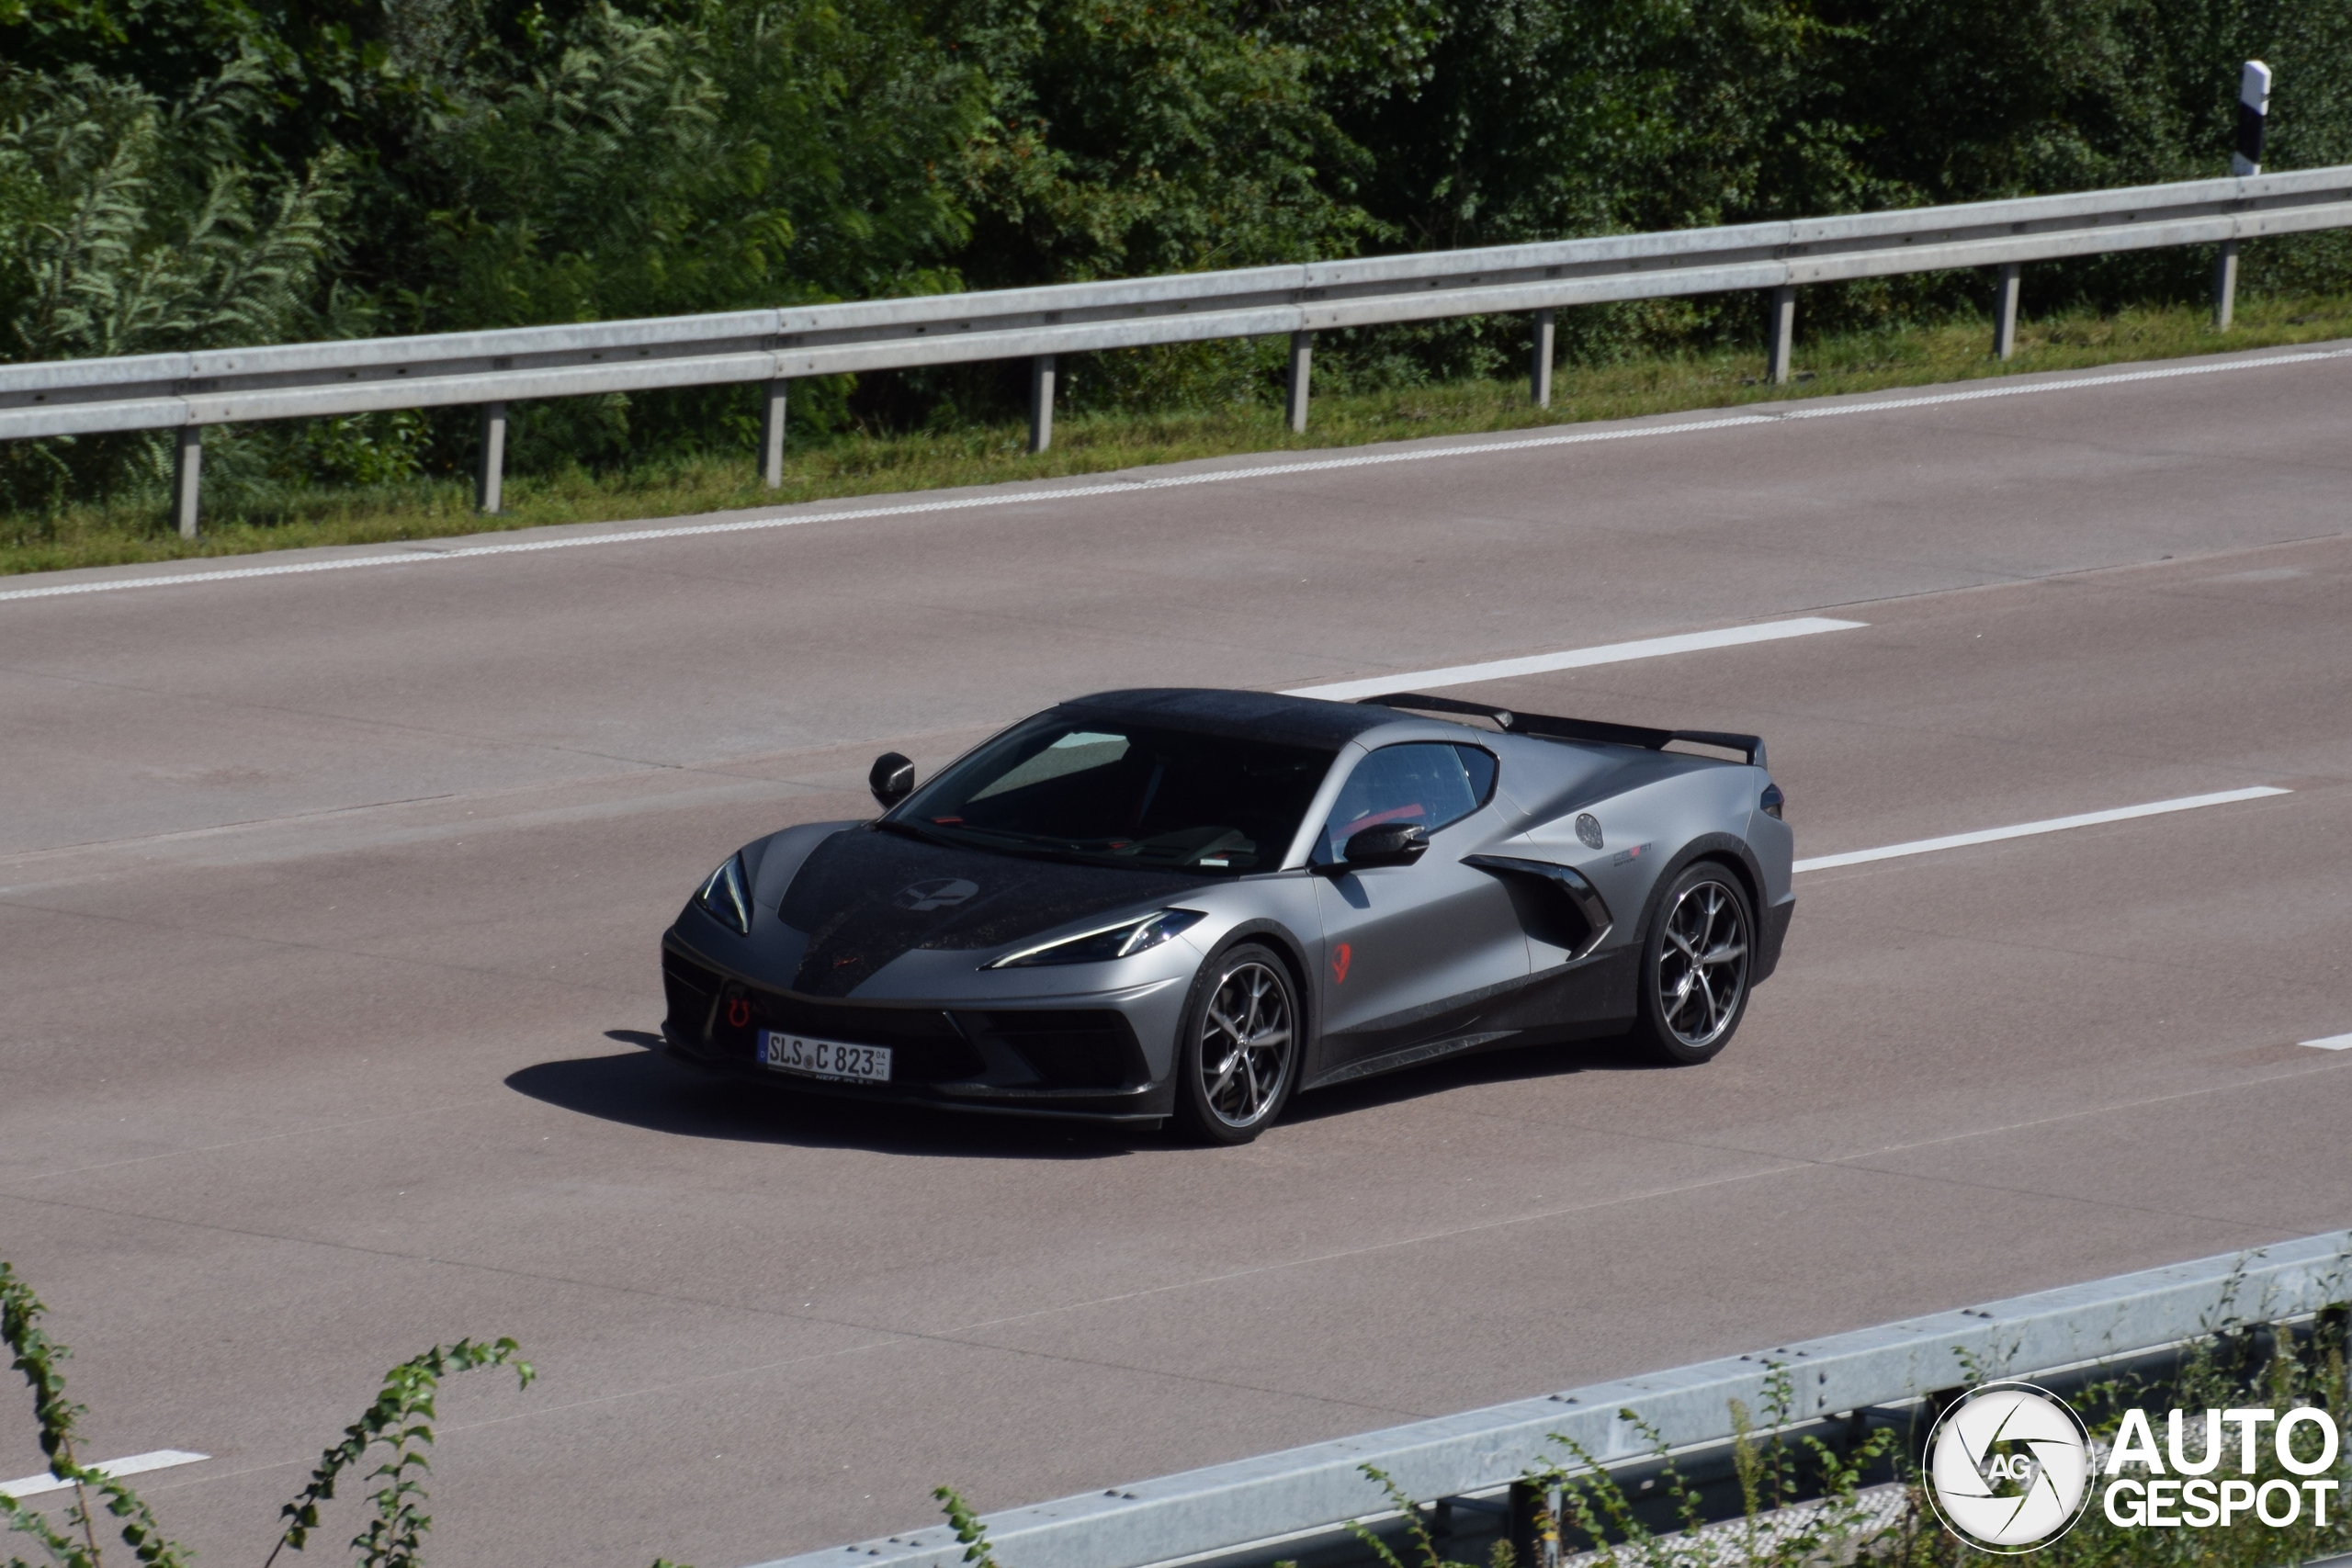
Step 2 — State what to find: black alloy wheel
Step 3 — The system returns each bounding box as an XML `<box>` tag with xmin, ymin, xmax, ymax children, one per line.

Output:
<box><xmin>1172</xmin><ymin>943</ymin><xmax>1300</xmax><ymax>1145</ymax></box>
<box><xmin>1631</xmin><ymin>863</ymin><xmax>1755</xmax><ymax>1066</ymax></box>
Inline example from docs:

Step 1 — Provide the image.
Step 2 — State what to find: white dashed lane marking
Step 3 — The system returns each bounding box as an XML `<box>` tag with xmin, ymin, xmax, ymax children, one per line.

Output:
<box><xmin>1792</xmin><ymin>786</ymin><xmax>2292</xmax><ymax>874</ymax></box>
<box><xmin>1</xmin><ymin>1450</ymin><xmax>209</xmax><ymax>1500</ymax></box>
<box><xmin>1282</xmin><ymin>616</ymin><xmax>1868</xmax><ymax>700</ymax></box>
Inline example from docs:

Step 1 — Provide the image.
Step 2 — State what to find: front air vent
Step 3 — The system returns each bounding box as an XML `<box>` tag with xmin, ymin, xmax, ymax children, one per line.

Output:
<box><xmin>960</xmin><ymin>1010</ymin><xmax>1144</xmax><ymax>1089</ymax></box>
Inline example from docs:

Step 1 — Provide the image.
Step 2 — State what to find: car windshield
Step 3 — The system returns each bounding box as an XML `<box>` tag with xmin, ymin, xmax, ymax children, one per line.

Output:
<box><xmin>891</xmin><ymin>717</ymin><xmax>1337</xmax><ymax>874</ymax></box>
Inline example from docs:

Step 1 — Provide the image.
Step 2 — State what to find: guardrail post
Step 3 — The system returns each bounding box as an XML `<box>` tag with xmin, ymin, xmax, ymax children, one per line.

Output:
<box><xmin>1765</xmin><ymin>286</ymin><xmax>1796</xmax><ymax>384</ymax></box>
<box><xmin>1028</xmin><ymin>355</ymin><xmax>1056</xmax><ymax>454</ymax></box>
<box><xmin>171</xmin><ymin>425</ymin><xmax>201</xmax><ymax>539</ymax></box>
<box><xmin>2213</xmin><ymin>240</ymin><xmax>2240</xmax><ymax>330</ymax></box>
<box><xmin>760</xmin><ymin>379</ymin><xmax>787</xmax><ymax>489</ymax></box>
<box><xmin>1506</xmin><ymin>1480</ymin><xmax>1559</xmax><ymax>1568</ymax></box>
<box><xmin>1286</xmin><ymin>332</ymin><xmax>1314</xmax><ymax>433</ymax></box>
<box><xmin>477</xmin><ymin>402</ymin><xmax>506</xmax><ymax>513</ymax></box>
<box><xmin>1993</xmin><ymin>264</ymin><xmax>2022</xmax><ymax>359</ymax></box>
<box><xmin>1531</xmin><ymin>309</ymin><xmax>1555</xmax><ymax>407</ymax></box>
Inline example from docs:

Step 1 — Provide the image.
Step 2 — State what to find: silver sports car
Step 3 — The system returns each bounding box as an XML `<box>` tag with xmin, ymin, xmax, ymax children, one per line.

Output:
<box><xmin>660</xmin><ymin>688</ymin><xmax>1792</xmax><ymax>1144</ymax></box>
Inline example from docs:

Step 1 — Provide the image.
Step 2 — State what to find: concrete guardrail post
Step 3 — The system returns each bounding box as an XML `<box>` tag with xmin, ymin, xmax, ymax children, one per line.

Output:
<box><xmin>1028</xmin><ymin>355</ymin><xmax>1056</xmax><ymax>454</ymax></box>
<box><xmin>171</xmin><ymin>425</ymin><xmax>201</xmax><ymax>539</ymax></box>
<box><xmin>1531</xmin><ymin>309</ymin><xmax>1555</xmax><ymax>408</ymax></box>
<box><xmin>1993</xmin><ymin>263</ymin><xmax>2022</xmax><ymax>359</ymax></box>
<box><xmin>1286</xmin><ymin>332</ymin><xmax>1314</xmax><ymax>433</ymax></box>
<box><xmin>477</xmin><ymin>402</ymin><xmax>506</xmax><ymax>513</ymax></box>
<box><xmin>760</xmin><ymin>379</ymin><xmax>787</xmax><ymax>489</ymax></box>
<box><xmin>2218</xmin><ymin>61</ymin><xmax>2271</xmax><ymax>331</ymax></box>
<box><xmin>1765</xmin><ymin>285</ymin><xmax>1797</xmax><ymax>384</ymax></box>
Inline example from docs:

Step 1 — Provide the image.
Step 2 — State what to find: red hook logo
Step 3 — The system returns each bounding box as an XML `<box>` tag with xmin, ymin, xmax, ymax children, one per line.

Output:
<box><xmin>727</xmin><ymin>996</ymin><xmax>751</xmax><ymax>1028</ymax></box>
<box><xmin>1329</xmin><ymin>942</ymin><xmax>1351</xmax><ymax>984</ymax></box>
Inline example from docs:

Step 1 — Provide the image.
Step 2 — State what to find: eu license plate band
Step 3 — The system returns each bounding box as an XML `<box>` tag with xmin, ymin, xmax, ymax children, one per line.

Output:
<box><xmin>759</xmin><ymin>1030</ymin><xmax>892</xmax><ymax>1084</ymax></box>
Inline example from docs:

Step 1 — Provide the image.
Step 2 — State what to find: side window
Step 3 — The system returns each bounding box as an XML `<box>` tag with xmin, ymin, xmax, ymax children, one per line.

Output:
<box><xmin>1320</xmin><ymin>742</ymin><xmax>1498</xmax><ymax>860</ymax></box>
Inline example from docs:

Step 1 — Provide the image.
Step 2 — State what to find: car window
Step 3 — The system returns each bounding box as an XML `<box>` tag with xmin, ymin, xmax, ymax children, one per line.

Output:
<box><xmin>893</xmin><ymin>717</ymin><xmax>1336</xmax><ymax>874</ymax></box>
<box><xmin>1319</xmin><ymin>742</ymin><xmax>1497</xmax><ymax>860</ymax></box>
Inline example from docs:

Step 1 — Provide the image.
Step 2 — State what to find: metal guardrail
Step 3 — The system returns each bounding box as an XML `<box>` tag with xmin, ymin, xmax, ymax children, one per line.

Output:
<box><xmin>6</xmin><ymin>165</ymin><xmax>2350</xmax><ymax>533</ymax></box>
<box><xmin>747</xmin><ymin>1231</ymin><xmax>2352</xmax><ymax>1568</ymax></box>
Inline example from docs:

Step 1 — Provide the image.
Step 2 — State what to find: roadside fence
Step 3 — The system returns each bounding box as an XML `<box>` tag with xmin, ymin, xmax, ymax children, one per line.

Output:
<box><xmin>747</xmin><ymin>1231</ymin><xmax>2352</xmax><ymax>1568</ymax></box>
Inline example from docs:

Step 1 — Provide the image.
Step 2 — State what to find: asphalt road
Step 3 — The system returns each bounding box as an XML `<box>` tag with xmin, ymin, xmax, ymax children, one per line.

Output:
<box><xmin>4</xmin><ymin>344</ymin><xmax>2349</xmax><ymax>1568</ymax></box>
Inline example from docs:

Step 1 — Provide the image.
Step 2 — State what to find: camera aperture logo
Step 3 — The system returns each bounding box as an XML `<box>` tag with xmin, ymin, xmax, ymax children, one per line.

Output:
<box><xmin>1926</xmin><ymin>1382</ymin><xmax>2345</xmax><ymax>1553</ymax></box>
<box><xmin>1926</xmin><ymin>1382</ymin><xmax>2094</xmax><ymax>1552</ymax></box>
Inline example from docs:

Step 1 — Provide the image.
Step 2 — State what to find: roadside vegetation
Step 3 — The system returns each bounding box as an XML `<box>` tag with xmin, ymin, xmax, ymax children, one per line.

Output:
<box><xmin>6</xmin><ymin>0</ymin><xmax>2352</xmax><ymax>572</ymax></box>
<box><xmin>2</xmin><ymin>1260</ymin><xmax>531</xmax><ymax>1568</ymax></box>
<box><xmin>10</xmin><ymin>1247</ymin><xmax>2351</xmax><ymax>1568</ymax></box>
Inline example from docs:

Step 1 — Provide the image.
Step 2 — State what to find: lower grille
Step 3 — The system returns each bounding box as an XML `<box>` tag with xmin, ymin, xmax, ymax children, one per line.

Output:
<box><xmin>961</xmin><ymin>1010</ymin><xmax>1143</xmax><ymax>1089</ymax></box>
<box><xmin>662</xmin><ymin>949</ymin><xmax>723</xmax><ymax>1042</ymax></box>
<box><xmin>698</xmin><ymin>973</ymin><xmax>985</xmax><ymax>1081</ymax></box>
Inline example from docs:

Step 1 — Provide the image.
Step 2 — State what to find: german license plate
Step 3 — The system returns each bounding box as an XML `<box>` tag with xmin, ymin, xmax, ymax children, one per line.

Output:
<box><xmin>759</xmin><ymin>1030</ymin><xmax>891</xmax><ymax>1084</ymax></box>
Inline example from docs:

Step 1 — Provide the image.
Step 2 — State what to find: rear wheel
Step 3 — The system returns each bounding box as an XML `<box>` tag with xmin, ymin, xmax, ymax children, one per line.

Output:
<box><xmin>1172</xmin><ymin>944</ymin><xmax>1299</xmax><ymax>1145</ymax></box>
<box><xmin>1631</xmin><ymin>863</ymin><xmax>1754</xmax><ymax>1065</ymax></box>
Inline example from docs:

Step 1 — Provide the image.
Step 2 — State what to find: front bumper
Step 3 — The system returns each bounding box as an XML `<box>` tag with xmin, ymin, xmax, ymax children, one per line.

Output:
<box><xmin>660</xmin><ymin>939</ymin><xmax>1176</xmax><ymax>1123</ymax></box>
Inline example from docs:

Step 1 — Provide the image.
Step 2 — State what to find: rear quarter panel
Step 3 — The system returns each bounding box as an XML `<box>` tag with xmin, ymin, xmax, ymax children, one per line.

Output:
<box><xmin>1492</xmin><ymin>751</ymin><xmax>1769</xmax><ymax>964</ymax></box>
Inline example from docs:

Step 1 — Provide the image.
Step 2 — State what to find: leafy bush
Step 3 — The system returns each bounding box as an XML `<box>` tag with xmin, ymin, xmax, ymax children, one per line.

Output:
<box><xmin>3</xmin><ymin>1258</ymin><xmax>530</xmax><ymax>1568</ymax></box>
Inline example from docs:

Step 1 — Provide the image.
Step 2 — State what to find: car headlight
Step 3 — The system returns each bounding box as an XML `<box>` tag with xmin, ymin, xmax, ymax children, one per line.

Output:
<box><xmin>986</xmin><ymin>909</ymin><xmax>1205</xmax><ymax>969</ymax></box>
<box><xmin>696</xmin><ymin>852</ymin><xmax>753</xmax><ymax>935</ymax></box>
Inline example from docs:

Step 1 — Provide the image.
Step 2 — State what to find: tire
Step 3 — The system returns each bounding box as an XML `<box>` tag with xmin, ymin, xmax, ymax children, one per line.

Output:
<box><xmin>1171</xmin><ymin>943</ymin><xmax>1301</xmax><ymax>1145</ymax></box>
<box><xmin>1631</xmin><ymin>863</ymin><xmax>1756</xmax><ymax>1066</ymax></box>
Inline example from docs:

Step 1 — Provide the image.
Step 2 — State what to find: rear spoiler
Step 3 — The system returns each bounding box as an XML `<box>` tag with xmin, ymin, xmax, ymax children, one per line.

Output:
<box><xmin>1358</xmin><ymin>692</ymin><xmax>1768</xmax><ymax>770</ymax></box>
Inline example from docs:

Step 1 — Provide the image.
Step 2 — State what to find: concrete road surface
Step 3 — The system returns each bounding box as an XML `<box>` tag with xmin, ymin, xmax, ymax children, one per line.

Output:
<box><xmin>3</xmin><ymin>343</ymin><xmax>2348</xmax><ymax>1568</ymax></box>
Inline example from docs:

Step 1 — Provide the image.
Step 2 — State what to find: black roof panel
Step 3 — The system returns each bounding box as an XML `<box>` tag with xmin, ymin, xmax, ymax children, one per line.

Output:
<box><xmin>1058</xmin><ymin>688</ymin><xmax>1404</xmax><ymax>746</ymax></box>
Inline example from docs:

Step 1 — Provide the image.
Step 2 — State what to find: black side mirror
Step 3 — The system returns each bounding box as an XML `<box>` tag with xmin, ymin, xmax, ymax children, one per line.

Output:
<box><xmin>1342</xmin><ymin>822</ymin><xmax>1430</xmax><ymax>869</ymax></box>
<box><xmin>869</xmin><ymin>751</ymin><xmax>915</xmax><ymax>809</ymax></box>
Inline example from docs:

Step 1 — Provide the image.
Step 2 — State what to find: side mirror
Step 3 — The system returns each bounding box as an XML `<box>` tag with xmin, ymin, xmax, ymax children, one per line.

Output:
<box><xmin>869</xmin><ymin>751</ymin><xmax>915</xmax><ymax>809</ymax></box>
<box><xmin>1342</xmin><ymin>823</ymin><xmax>1430</xmax><ymax>869</ymax></box>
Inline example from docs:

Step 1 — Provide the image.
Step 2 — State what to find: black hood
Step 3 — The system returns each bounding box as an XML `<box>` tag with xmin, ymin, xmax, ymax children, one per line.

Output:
<box><xmin>776</xmin><ymin>827</ymin><xmax>1208</xmax><ymax>997</ymax></box>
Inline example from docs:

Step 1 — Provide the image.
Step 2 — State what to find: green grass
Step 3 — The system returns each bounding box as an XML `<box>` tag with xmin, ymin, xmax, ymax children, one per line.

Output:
<box><xmin>9</xmin><ymin>292</ymin><xmax>2352</xmax><ymax>578</ymax></box>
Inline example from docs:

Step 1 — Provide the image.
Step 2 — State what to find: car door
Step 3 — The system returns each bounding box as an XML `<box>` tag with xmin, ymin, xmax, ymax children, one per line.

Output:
<box><xmin>1308</xmin><ymin>741</ymin><xmax>1529</xmax><ymax>1080</ymax></box>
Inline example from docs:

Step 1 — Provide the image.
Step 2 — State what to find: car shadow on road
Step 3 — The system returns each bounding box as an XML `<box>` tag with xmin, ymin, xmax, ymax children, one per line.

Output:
<box><xmin>504</xmin><ymin>1037</ymin><xmax>1148</xmax><ymax>1159</ymax></box>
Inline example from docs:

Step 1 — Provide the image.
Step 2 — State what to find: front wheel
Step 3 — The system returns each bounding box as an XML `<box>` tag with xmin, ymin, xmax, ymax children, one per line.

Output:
<box><xmin>1631</xmin><ymin>863</ymin><xmax>1755</xmax><ymax>1066</ymax></box>
<box><xmin>1172</xmin><ymin>944</ymin><xmax>1300</xmax><ymax>1145</ymax></box>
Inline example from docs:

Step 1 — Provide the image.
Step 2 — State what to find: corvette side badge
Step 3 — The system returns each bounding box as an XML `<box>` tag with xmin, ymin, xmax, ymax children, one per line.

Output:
<box><xmin>1330</xmin><ymin>942</ymin><xmax>1352</xmax><ymax>984</ymax></box>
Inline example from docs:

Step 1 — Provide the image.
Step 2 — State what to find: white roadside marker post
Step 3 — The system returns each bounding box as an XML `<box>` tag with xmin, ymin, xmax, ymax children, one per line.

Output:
<box><xmin>2217</xmin><ymin>60</ymin><xmax>2271</xmax><ymax>330</ymax></box>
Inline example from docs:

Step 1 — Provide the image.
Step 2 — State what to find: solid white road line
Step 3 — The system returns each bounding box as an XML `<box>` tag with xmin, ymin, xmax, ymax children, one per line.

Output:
<box><xmin>1792</xmin><ymin>786</ymin><xmax>2291</xmax><ymax>874</ymax></box>
<box><xmin>1281</xmin><ymin>616</ymin><xmax>1868</xmax><ymax>700</ymax></box>
<box><xmin>5</xmin><ymin>344</ymin><xmax>2349</xmax><ymax>605</ymax></box>
<box><xmin>1</xmin><ymin>1450</ymin><xmax>209</xmax><ymax>1499</ymax></box>
<box><xmin>2301</xmin><ymin>1033</ymin><xmax>2352</xmax><ymax>1051</ymax></box>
